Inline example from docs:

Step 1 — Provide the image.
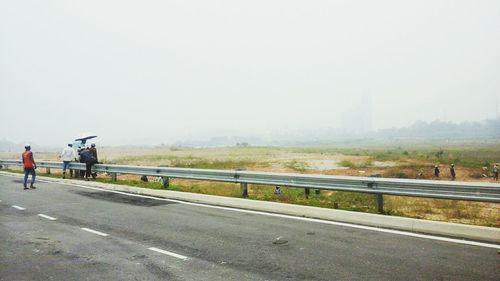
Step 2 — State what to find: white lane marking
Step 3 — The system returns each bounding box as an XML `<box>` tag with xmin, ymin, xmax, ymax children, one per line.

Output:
<box><xmin>148</xmin><ymin>247</ymin><xmax>189</xmax><ymax>261</ymax></box>
<box><xmin>38</xmin><ymin>214</ymin><xmax>57</xmax><ymax>221</ymax></box>
<box><xmin>12</xmin><ymin>205</ymin><xmax>26</xmax><ymax>210</ymax></box>
<box><xmin>2</xmin><ymin>173</ymin><xmax>499</xmax><ymax>250</ymax></box>
<box><xmin>81</xmin><ymin>227</ymin><xmax>109</xmax><ymax>237</ymax></box>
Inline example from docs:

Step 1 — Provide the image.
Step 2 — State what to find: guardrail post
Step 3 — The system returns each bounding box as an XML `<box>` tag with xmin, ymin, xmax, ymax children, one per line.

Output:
<box><xmin>46</xmin><ymin>167</ymin><xmax>51</xmax><ymax>174</ymax></box>
<box><xmin>375</xmin><ymin>194</ymin><xmax>384</xmax><ymax>214</ymax></box>
<box><xmin>161</xmin><ymin>176</ymin><xmax>169</xmax><ymax>189</ymax></box>
<box><xmin>305</xmin><ymin>188</ymin><xmax>310</xmax><ymax>198</ymax></box>
<box><xmin>111</xmin><ymin>172</ymin><xmax>117</xmax><ymax>182</ymax></box>
<box><xmin>240</xmin><ymin>182</ymin><xmax>248</xmax><ymax>197</ymax></box>
<box><xmin>315</xmin><ymin>189</ymin><xmax>321</xmax><ymax>195</ymax></box>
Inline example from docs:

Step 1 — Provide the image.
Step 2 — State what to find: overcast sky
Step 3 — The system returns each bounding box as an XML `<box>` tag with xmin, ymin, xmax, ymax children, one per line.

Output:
<box><xmin>1</xmin><ymin>1</ymin><xmax>499</xmax><ymax>146</ymax></box>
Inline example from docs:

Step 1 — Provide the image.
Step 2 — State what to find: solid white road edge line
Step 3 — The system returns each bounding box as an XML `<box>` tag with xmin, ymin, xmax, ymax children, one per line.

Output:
<box><xmin>1</xmin><ymin>174</ymin><xmax>498</xmax><ymax>249</ymax></box>
<box><xmin>38</xmin><ymin>214</ymin><xmax>57</xmax><ymax>221</ymax></box>
<box><xmin>148</xmin><ymin>247</ymin><xmax>189</xmax><ymax>260</ymax></box>
<box><xmin>65</xmin><ymin>182</ymin><xmax>500</xmax><ymax>250</ymax></box>
<box><xmin>12</xmin><ymin>205</ymin><xmax>26</xmax><ymax>210</ymax></box>
<box><xmin>81</xmin><ymin>227</ymin><xmax>109</xmax><ymax>237</ymax></box>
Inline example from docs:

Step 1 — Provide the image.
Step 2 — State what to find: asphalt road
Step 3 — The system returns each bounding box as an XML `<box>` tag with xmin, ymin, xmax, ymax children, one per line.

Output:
<box><xmin>0</xmin><ymin>174</ymin><xmax>498</xmax><ymax>281</ymax></box>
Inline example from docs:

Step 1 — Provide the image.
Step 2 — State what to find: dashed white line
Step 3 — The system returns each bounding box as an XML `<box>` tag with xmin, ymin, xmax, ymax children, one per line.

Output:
<box><xmin>38</xmin><ymin>214</ymin><xmax>57</xmax><ymax>221</ymax></box>
<box><xmin>81</xmin><ymin>227</ymin><xmax>109</xmax><ymax>237</ymax></box>
<box><xmin>12</xmin><ymin>205</ymin><xmax>26</xmax><ymax>210</ymax></box>
<box><xmin>148</xmin><ymin>247</ymin><xmax>189</xmax><ymax>261</ymax></box>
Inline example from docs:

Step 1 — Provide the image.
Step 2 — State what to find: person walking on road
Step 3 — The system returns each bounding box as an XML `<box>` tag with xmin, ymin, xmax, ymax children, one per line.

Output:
<box><xmin>493</xmin><ymin>164</ymin><xmax>499</xmax><ymax>181</ymax></box>
<box><xmin>59</xmin><ymin>143</ymin><xmax>76</xmax><ymax>179</ymax></box>
<box><xmin>450</xmin><ymin>164</ymin><xmax>456</xmax><ymax>181</ymax></box>
<box><xmin>79</xmin><ymin>147</ymin><xmax>97</xmax><ymax>181</ymax></box>
<box><xmin>22</xmin><ymin>144</ymin><xmax>37</xmax><ymax>189</ymax></box>
<box><xmin>434</xmin><ymin>164</ymin><xmax>440</xmax><ymax>178</ymax></box>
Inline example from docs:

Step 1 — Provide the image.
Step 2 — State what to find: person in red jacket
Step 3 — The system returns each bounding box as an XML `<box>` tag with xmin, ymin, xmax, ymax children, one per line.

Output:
<box><xmin>22</xmin><ymin>144</ymin><xmax>37</xmax><ymax>189</ymax></box>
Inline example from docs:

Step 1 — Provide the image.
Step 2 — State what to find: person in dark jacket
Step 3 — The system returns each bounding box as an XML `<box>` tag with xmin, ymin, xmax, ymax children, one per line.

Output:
<box><xmin>89</xmin><ymin>143</ymin><xmax>98</xmax><ymax>162</ymax></box>
<box><xmin>79</xmin><ymin>148</ymin><xmax>96</xmax><ymax>181</ymax></box>
<box><xmin>89</xmin><ymin>143</ymin><xmax>98</xmax><ymax>179</ymax></box>
<box><xmin>450</xmin><ymin>164</ymin><xmax>456</xmax><ymax>181</ymax></box>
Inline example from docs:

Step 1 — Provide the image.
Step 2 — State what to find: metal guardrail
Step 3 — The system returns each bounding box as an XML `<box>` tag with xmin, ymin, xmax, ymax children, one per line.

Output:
<box><xmin>1</xmin><ymin>160</ymin><xmax>499</xmax><ymax>208</ymax></box>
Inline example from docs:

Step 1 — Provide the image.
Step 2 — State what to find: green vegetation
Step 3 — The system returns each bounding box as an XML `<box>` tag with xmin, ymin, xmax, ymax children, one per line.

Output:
<box><xmin>283</xmin><ymin>160</ymin><xmax>309</xmax><ymax>172</ymax></box>
<box><xmin>114</xmin><ymin>154</ymin><xmax>269</xmax><ymax>170</ymax></box>
<box><xmin>339</xmin><ymin>146</ymin><xmax>500</xmax><ymax>168</ymax></box>
<box><xmin>338</xmin><ymin>159</ymin><xmax>373</xmax><ymax>168</ymax></box>
<box><xmin>285</xmin><ymin>142</ymin><xmax>500</xmax><ymax>169</ymax></box>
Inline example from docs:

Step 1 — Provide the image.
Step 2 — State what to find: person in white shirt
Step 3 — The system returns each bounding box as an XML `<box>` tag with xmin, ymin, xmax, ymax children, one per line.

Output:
<box><xmin>60</xmin><ymin>143</ymin><xmax>76</xmax><ymax>179</ymax></box>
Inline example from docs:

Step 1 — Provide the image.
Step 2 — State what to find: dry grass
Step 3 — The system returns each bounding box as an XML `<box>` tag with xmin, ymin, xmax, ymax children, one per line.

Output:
<box><xmin>384</xmin><ymin>196</ymin><xmax>500</xmax><ymax>227</ymax></box>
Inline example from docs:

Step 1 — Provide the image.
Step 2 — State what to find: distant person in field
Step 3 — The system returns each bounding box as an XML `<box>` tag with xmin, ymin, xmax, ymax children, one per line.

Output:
<box><xmin>59</xmin><ymin>143</ymin><xmax>76</xmax><ymax>179</ymax></box>
<box><xmin>449</xmin><ymin>164</ymin><xmax>456</xmax><ymax>181</ymax></box>
<box><xmin>493</xmin><ymin>164</ymin><xmax>499</xmax><ymax>181</ymax></box>
<box><xmin>89</xmin><ymin>143</ymin><xmax>98</xmax><ymax>179</ymax></box>
<box><xmin>434</xmin><ymin>165</ymin><xmax>440</xmax><ymax>178</ymax></box>
<box><xmin>22</xmin><ymin>144</ymin><xmax>37</xmax><ymax>189</ymax></box>
<box><xmin>79</xmin><ymin>147</ymin><xmax>97</xmax><ymax>181</ymax></box>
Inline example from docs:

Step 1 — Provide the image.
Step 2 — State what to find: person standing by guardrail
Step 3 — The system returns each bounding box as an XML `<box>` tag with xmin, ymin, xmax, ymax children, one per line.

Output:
<box><xmin>450</xmin><ymin>164</ymin><xmax>456</xmax><ymax>181</ymax></box>
<box><xmin>493</xmin><ymin>164</ymin><xmax>499</xmax><ymax>181</ymax></box>
<box><xmin>79</xmin><ymin>147</ymin><xmax>97</xmax><ymax>181</ymax></box>
<box><xmin>59</xmin><ymin>143</ymin><xmax>76</xmax><ymax>179</ymax></box>
<box><xmin>22</xmin><ymin>144</ymin><xmax>36</xmax><ymax>189</ymax></box>
<box><xmin>89</xmin><ymin>143</ymin><xmax>98</xmax><ymax>179</ymax></box>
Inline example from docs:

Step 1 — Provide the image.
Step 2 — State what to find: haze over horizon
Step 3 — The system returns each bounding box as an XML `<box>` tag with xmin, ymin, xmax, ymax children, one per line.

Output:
<box><xmin>1</xmin><ymin>1</ymin><xmax>499</xmax><ymax>146</ymax></box>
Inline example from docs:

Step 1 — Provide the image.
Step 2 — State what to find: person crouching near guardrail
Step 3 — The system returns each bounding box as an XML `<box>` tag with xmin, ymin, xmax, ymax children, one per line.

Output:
<box><xmin>22</xmin><ymin>144</ymin><xmax>37</xmax><ymax>189</ymax></box>
<box><xmin>59</xmin><ymin>143</ymin><xmax>77</xmax><ymax>179</ymax></box>
<box><xmin>79</xmin><ymin>147</ymin><xmax>97</xmax><ymax>181</ymax></box>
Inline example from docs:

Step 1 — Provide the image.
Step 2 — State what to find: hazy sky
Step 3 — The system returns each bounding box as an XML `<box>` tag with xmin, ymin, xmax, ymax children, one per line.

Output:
<box><xmin>1</xmin><ymin>1</ymin><xmax>499</xmax><ymax>145</ymax></box>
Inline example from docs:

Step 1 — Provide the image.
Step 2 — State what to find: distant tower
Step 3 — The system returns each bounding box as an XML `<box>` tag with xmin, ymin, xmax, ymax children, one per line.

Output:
<box><xmin>340</xmin><ymin>90</ymin><xmax>373</xmax><ymax>135</ymax></box>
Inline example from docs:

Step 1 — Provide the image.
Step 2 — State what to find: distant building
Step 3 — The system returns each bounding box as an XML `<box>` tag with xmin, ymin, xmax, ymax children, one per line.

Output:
<box><xmin>340</xmin><ymin>91</ymin><xmax>373</xmax><ymax>135</ymax></box>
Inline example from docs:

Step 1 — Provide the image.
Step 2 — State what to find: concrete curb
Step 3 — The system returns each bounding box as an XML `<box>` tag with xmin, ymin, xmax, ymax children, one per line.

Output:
<box><xmin>2</xmin><ymin>171</ymin><xmax>499</xmax><ymax>243</ymax></box>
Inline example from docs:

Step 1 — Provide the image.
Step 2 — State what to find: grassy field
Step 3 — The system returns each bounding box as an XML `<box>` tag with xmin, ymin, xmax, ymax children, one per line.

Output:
<box><xmin>2</xmin><ymin>141</ymin><xmax>499</xmax><ymax>227</ymax></box>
